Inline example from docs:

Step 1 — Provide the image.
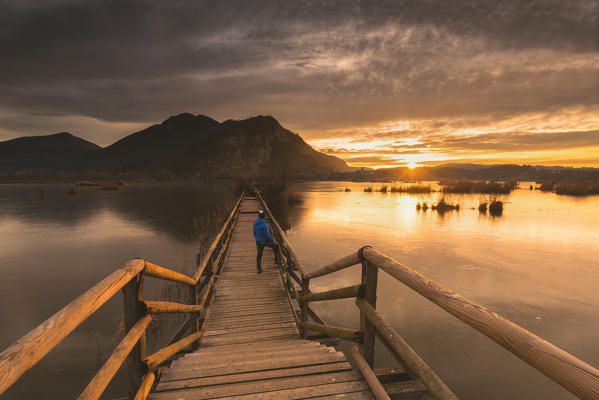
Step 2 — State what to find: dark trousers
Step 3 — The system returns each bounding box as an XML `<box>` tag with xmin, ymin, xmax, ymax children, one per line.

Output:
<box><xmin>256</xmin><ymin>241</ymin><xmax>279</xmax><ymax>271</ymax></box>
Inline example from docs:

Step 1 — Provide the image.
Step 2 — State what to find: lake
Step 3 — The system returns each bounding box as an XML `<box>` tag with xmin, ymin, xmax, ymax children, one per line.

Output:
<box><xmin>1</xmin><ymin>181</ymin><xmax>598</xmax><ymax>399</ymax></box>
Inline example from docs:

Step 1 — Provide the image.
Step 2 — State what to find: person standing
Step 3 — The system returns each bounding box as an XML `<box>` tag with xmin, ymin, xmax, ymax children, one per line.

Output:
<box><xmin>253</xmin><ymin>210</ymin><xmax>279</xmax><ymax>273</ymax></box>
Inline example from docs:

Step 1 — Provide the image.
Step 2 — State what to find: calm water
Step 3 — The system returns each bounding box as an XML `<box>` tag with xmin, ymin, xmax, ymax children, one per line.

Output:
<box><xmin>285</xmin><ymin>181</ymin><xmax>599</xmax><ymax>400</ymax></box>
<box><xmin>0</xmin><ymin>182</ymin><xmax>234</xmax><ymax>399</ymax></box>
<box><xmin>1</xmin><ymin>181</ymin><xmax>598</xmax><ymax>399</ymax></box>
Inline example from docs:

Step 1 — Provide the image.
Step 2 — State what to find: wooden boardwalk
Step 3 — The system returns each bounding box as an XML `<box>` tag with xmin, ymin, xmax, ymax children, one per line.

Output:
<box><xmin>149</xmin><ymin>197</ymin><xmax>427</xmax><ymax>400</ymax></box>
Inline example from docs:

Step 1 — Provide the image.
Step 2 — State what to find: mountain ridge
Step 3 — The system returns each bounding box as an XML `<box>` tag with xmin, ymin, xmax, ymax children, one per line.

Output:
<box><xmin>0</xmin><ymin>113</ymin><xmax>353</xmax><ymax>180</ymax></box>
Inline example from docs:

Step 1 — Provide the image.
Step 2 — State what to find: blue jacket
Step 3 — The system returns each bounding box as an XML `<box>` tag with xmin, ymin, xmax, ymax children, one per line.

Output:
<box><xmin>253</xmin><ymin>218</ymin><xmax>274</xmax><ymax>242</ymax></box>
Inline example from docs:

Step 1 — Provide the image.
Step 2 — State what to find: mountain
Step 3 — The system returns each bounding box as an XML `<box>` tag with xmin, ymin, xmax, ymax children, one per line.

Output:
<box><xmin>90</xmin><ymin>113</ymin><xmax>351</xmax><ymax>178</ymax></box>
<box><xmin>0</xmin><ymin>132</ymin><xmax>101</xmax><ymax>174</ymax></box>
<box><xmin>0</xmin><ymin>114</ymin><xmax>352</xmax><ymax>180</ymax></box>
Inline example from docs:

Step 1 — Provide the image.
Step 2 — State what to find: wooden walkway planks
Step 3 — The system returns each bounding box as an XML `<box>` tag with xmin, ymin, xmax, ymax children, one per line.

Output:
<box><xmin>149</xmin><ymin>196</ymin><xmax>430</xmax><ymax>400</ymax></box>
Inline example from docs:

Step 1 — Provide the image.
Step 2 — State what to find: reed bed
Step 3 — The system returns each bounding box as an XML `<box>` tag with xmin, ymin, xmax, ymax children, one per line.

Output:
<box><xmin>555</xmin><ymin>182</ymin><xmax>599</xmax><ymax>196</ymax></box>
<box><xmin>441</xmin><ymin>180</ymin><xmax>516</xmax><ymax>194</ymax></box>
<box><xmin>390</xmin><ymin>184</ymin><xmax>433</xmax><ymax>193</ymax></box>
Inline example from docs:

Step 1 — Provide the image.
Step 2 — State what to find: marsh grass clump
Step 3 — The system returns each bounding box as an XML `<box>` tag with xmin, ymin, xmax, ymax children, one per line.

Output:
<box><xmin>554</xmin><ymin>182</ymin><xmax>599</xmax><ymax>196</ymax></box>
<box><xmin>538</xmin><ymin>182</ymin><xmax>555</xmax><ymax>192</ymax></box>
<box><xmin>77</xmin><ymin>180</ymin><xmax>100</xmax><ymax>187</ymax></box>
<box><xmin>364</xmin><ymin>186</ymin><xmax>373</xmax><ymax>192</ymax></box>
<box><xmin>283</xmin><ymin>185</ymin><xmax>304</xmax><ymax>205</ymax></box>
<box><xmin>67</xmin><ymin>187</ymin><xmax>79</xmax><ymax>195</ymax></box>
<box><xmin>431</xmin><ymin>197</ymin><xmax>459</xmax><ymax>213</ymax></box>
<box><xmin>98</xmin><ymin>181</ymin><xmax>123</xmax><ymax>191</ymax></box>
<box><xmin>390</xmin><ymin>184</ymin><xmax>433</xmax><ymax>193</ymax></box>
<box><xmin>478</xmin><ymin>202</ymin><xmax>488</xmax><ymax>213</ymax></box>
<box><xmin>441</xmin><ymin>180</ymin><xmax>516</xmax><ymax>194</ymax></box>
<box><xmin>378</xmin><ymin>185</ymin><xmax>388</xmax><ymax>193</ymax></box>
<box><xmin>344</xmin><ymin>187</ymin><xmax>351</xmax><ymax>192</ymax></box>
<box><xmin>489</xmin><ymin>199</ymin><xmax>504</xmax><ymax>216</ymax></box>
<box><xmin>416</xmin><ymin>202</ymin><xmax>430</xmax><ymax>211</ymax></box>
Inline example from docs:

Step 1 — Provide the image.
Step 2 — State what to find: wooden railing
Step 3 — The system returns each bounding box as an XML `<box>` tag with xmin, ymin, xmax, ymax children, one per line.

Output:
<box><xmin>0</xmin><ymin>192</ymin><xmax>244</xmax><ymax>400</ymax></box>
<box><xmin>255</xmin><ymin>191</ymin><xmax>599</xmax><ymax>400</ymax></box>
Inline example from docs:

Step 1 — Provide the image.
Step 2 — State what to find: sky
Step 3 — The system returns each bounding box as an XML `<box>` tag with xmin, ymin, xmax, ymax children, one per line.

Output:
<box><xmin>0</xmin><ymin>0</ymin><xmax>598</xmax><ymax>168</ymax></box>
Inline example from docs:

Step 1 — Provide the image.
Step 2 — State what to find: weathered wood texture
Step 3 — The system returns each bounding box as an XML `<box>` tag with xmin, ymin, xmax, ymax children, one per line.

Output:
<box><xmin>78</xmin><ymin>314</ymin><xmax>152</xmax><ymax>400</ymax></box>
<box><xmin>350</xmin><ymin>345</ymin><xmax>391</xmax><ymax>400</ymax></box>
<box><xmin>360</xmin><ymin>258</ymin><xmax>378</xmax><ymax>367</ymax></box>
<box><xmin>144</xmin><ymin>261</ymin><xmax>196</xmax><ymax>286</ymax></box>
<box><xmin>299</xmin><ymin>284</ymin><xmax>362</xmax><ymax>302</ymax></box>
<box><xmin>304</xmin><ymin>251</ymin><xmax>361</xmax><ymax>279</ymax></box>
<box><xmin>149</xmin><ymin>197</ymin><xmax>423</xmax><ymax>400</ymax></box>
<box><xmin>0</xmin><ymin>259</ymin><xmax>145</xmax><ymax>396</ymax></box>
<box><xmin>357</xmin><ymin>299</ymin><xmax>458</xmax><ymax>400</ymax></box>
<box><xmin>363</xmin><ymin>247</ymin><xmax>599</xmax><ymax>400</ymax></box>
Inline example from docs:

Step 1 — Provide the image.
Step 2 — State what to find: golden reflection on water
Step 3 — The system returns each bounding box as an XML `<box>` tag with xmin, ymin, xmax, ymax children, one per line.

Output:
<box><xmin>287</xmin><ymin>181</ymin><xmax>599</xmax><ymax>400</ymax></box>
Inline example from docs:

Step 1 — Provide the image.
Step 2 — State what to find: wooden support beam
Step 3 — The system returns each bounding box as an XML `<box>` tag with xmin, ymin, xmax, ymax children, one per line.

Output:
<box><xmin>303</xmin><ymin>252</ymin><xmax>361</xmax><ymax>280</ymax></box>
<box><xmin>144</xmin><ymin>301</ymin><xmax>204</xmax><ymax>314</ymax></box>
<box><xmin>144</xmin><ymin>331</ymin><xmax>203</xmax><ymax>371</ymax></box>
<box><xmin>299</xmin><ymin>284</ymin><xmax>362</xmax><ymax>303</ymax></box>
<box><xmin>359</xmin><ymin>257</ymin><xmax>378</xmax><ymax>367</ymax></box>
<box><xmin>298</xmin><ymin>321</ymin><xmax>363</xmax><ymax>342</ymax></box>
<box><xmin>77</xmin><ymin>315</ymin><xmax>152</xmax><ymax>400</ymax></box>
<box><xmin>123</xmin><ymin>273</ymin><xmax>146</xmax><ymax>396</ymax></box>
<box><xmin>349</xmin><ymin>345</ymin><xmax>391</xmax><ymax>400</ymax></box>
<box><xmin>132</xmin><ymin>372</ymin><xmax>155</xmax><ymax>400</ymax></box>
<box><xmin>356</xmin><ymin>298</ymin><xmax>458</xmax><ymax>400</ymax></box>
<box><xmin>362</xmin><ymin>247</ymin><xmax>599</xmax><ymax>400</ymax></box>
<box><xmin>0</xmin><ymin>259</ymin><xmax>145</xmax><ymax>396</ymax></box>
<box><xmin>300</xmin><ymin>278</ymin><xmax>310</xmax><ymax>338</ymax></box>
<box><xmin>143</xmin><ymin>261</ymin><xmax>196</xmax><ymax>286</ymax></box>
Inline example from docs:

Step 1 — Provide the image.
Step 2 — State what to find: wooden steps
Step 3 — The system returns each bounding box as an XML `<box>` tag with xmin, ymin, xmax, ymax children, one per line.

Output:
<box><xmin>149</xmin><ymin>197</ymin><xmax>432</xmax><ymax>400</ymax></box>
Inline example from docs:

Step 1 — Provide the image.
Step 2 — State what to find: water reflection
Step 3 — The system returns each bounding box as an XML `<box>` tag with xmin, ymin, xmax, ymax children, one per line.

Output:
<box><xmin>285</xmin><ymin>181</ymin><xmax>599</xmax><ymax>400</ymax></box>
<box><xmin>0</xmin><ymin>182</ymin><xmax>234</xmax><ymax>400</ymax></box>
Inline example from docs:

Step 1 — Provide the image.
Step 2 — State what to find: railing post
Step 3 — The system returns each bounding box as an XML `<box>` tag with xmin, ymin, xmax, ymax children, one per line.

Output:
<box><xmin>358</xmin><ymin>246</ymin><xmax>377</xmax><ymax>367</ymax></box>
<box><xmin>300</xmin><ymin>278</ymin><xmax>310</xmax><ymax>338</ymax></box>
<box><xmin>122</xmin><ymin>271</ymin><xmax>146</xmax><ymax>397</ymax></box>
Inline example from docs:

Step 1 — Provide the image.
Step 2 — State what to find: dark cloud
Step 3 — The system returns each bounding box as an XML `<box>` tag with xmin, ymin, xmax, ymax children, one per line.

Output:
<box><xmin>0</xmin><ymin>0</ymin><xmax>597</xmax><ymax>156</ymax></box>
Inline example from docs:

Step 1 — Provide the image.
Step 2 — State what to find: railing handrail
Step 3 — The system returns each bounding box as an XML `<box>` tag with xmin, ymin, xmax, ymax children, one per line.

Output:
<box><xmin>254</xmin><ymin>190</ymin><xmax>307</xmax><ymax>277</ymax></box>
<box><xmin>299</xmin><ymin>246</ymin><xmax>599</xmax><ymax>400</ymax></box>
<box><xmin>0</xmin><ymin>192</ymin><xmax>245</xmax><ymax>400</ymax></box>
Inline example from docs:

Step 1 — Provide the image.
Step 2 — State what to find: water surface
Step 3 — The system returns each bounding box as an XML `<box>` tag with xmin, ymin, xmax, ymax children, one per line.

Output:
<box><xmin>285</xmin><ymin>181</ymin><xmax>599</xmax><ymax>400</ymax></box>
<box><xmin>0</xmin><ymin>182</ymin><xmax>234</xmax><ymax>399</ymax></box>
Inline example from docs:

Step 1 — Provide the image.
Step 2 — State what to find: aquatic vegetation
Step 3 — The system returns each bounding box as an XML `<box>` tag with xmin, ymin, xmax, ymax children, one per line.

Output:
<box><xmin>489</xmin><ymin>199</ymin><xmax>503</xmax><ymax>216</ymax></box>
<box><xmin>478</xmin><ymin>202</ymin><xmax>488</xmax><ymax>212</ymax></box>
<box><xmin>378</xmin><ymin>185</ymin><xmax>388</xmax><ymax>193</ymax></box>
<box><xmin>538</xmin><ymin>182</ymin><xmax>555</xmax><ymax>192</ymax></box>
<box><xmin>98</xmin><ymin>181</ymin><xmax>124</xmax><ymax>191</ymax></box>
<box><xmin>431</xmin><ymin>197</ymin><xmax>459</xmax><ymax>213</ymax></box>
<box><xmin>441</xmin><ymin>180</ymin><xmax>516</xmax><ymax>194</ymax></box>
<box><xmin>555</xmin><ymin>182</ymin><xmax>599</xmax><ymax>196</ymax></box>
<box><xmin>77</xmin><ymin>180</ymin><xmax>100</xmax><ymax>186</ymax></box>
<box><xmin>344</xmin><ymin>187</ymin><xmax>351</xmax><ymax>192</ymax></box>
<box><xmin>364</xmin><ymin>186</ymin><xmax>373</xmax><ymax>192</ymax></box>
<box><xmin>67</xmin><ymin>187</ymin><xmax>79</xmax><ymax>195</ymax></box>
<box><xmin>283</xmin><ymin>185</ymin><xmax>304</xmax><ymax>205</ymax></box>
<box><xmin>390</xmin><ymin>184</ymin><xmax>433</xmax><ymax>193</ymax></box>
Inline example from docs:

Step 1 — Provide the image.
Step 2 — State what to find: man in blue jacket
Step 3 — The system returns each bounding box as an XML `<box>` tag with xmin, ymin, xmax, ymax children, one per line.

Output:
<box><xmin>253</xmin><ymin>210</ymin><xmax>279</xmax><ymax>273</ymax></box>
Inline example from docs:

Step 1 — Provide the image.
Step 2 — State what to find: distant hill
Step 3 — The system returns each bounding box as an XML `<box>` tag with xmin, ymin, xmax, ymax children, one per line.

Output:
<box><xmin>0</xmin><ymin>132</ymin><xmax>100</xmax><ymax>174</ymax></box>
<box><xmin>0</xmin><ymin>114</ymin><xmax>352</xmax><ymax>180</ymax></box>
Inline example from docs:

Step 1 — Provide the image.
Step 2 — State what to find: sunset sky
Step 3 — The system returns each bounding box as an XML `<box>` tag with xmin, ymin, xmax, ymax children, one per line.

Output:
<box><xmin>0</xmin><ymin>0</ymin><xmax>597</xmax><ymax>168</ymax></box>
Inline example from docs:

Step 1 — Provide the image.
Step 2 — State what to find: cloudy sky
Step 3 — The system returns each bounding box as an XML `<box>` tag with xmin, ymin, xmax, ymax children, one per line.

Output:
<box><xmin>1</xmin><ymin>0</ymin><xmax>598</xmax><ymax>167</ymax></box>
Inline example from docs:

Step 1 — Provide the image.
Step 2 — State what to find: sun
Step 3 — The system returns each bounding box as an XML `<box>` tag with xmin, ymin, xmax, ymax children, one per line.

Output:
<box><xmin>407</xmin><ymin>161</ymin><xmax>417</xmax><ymax>169</ymax></box>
